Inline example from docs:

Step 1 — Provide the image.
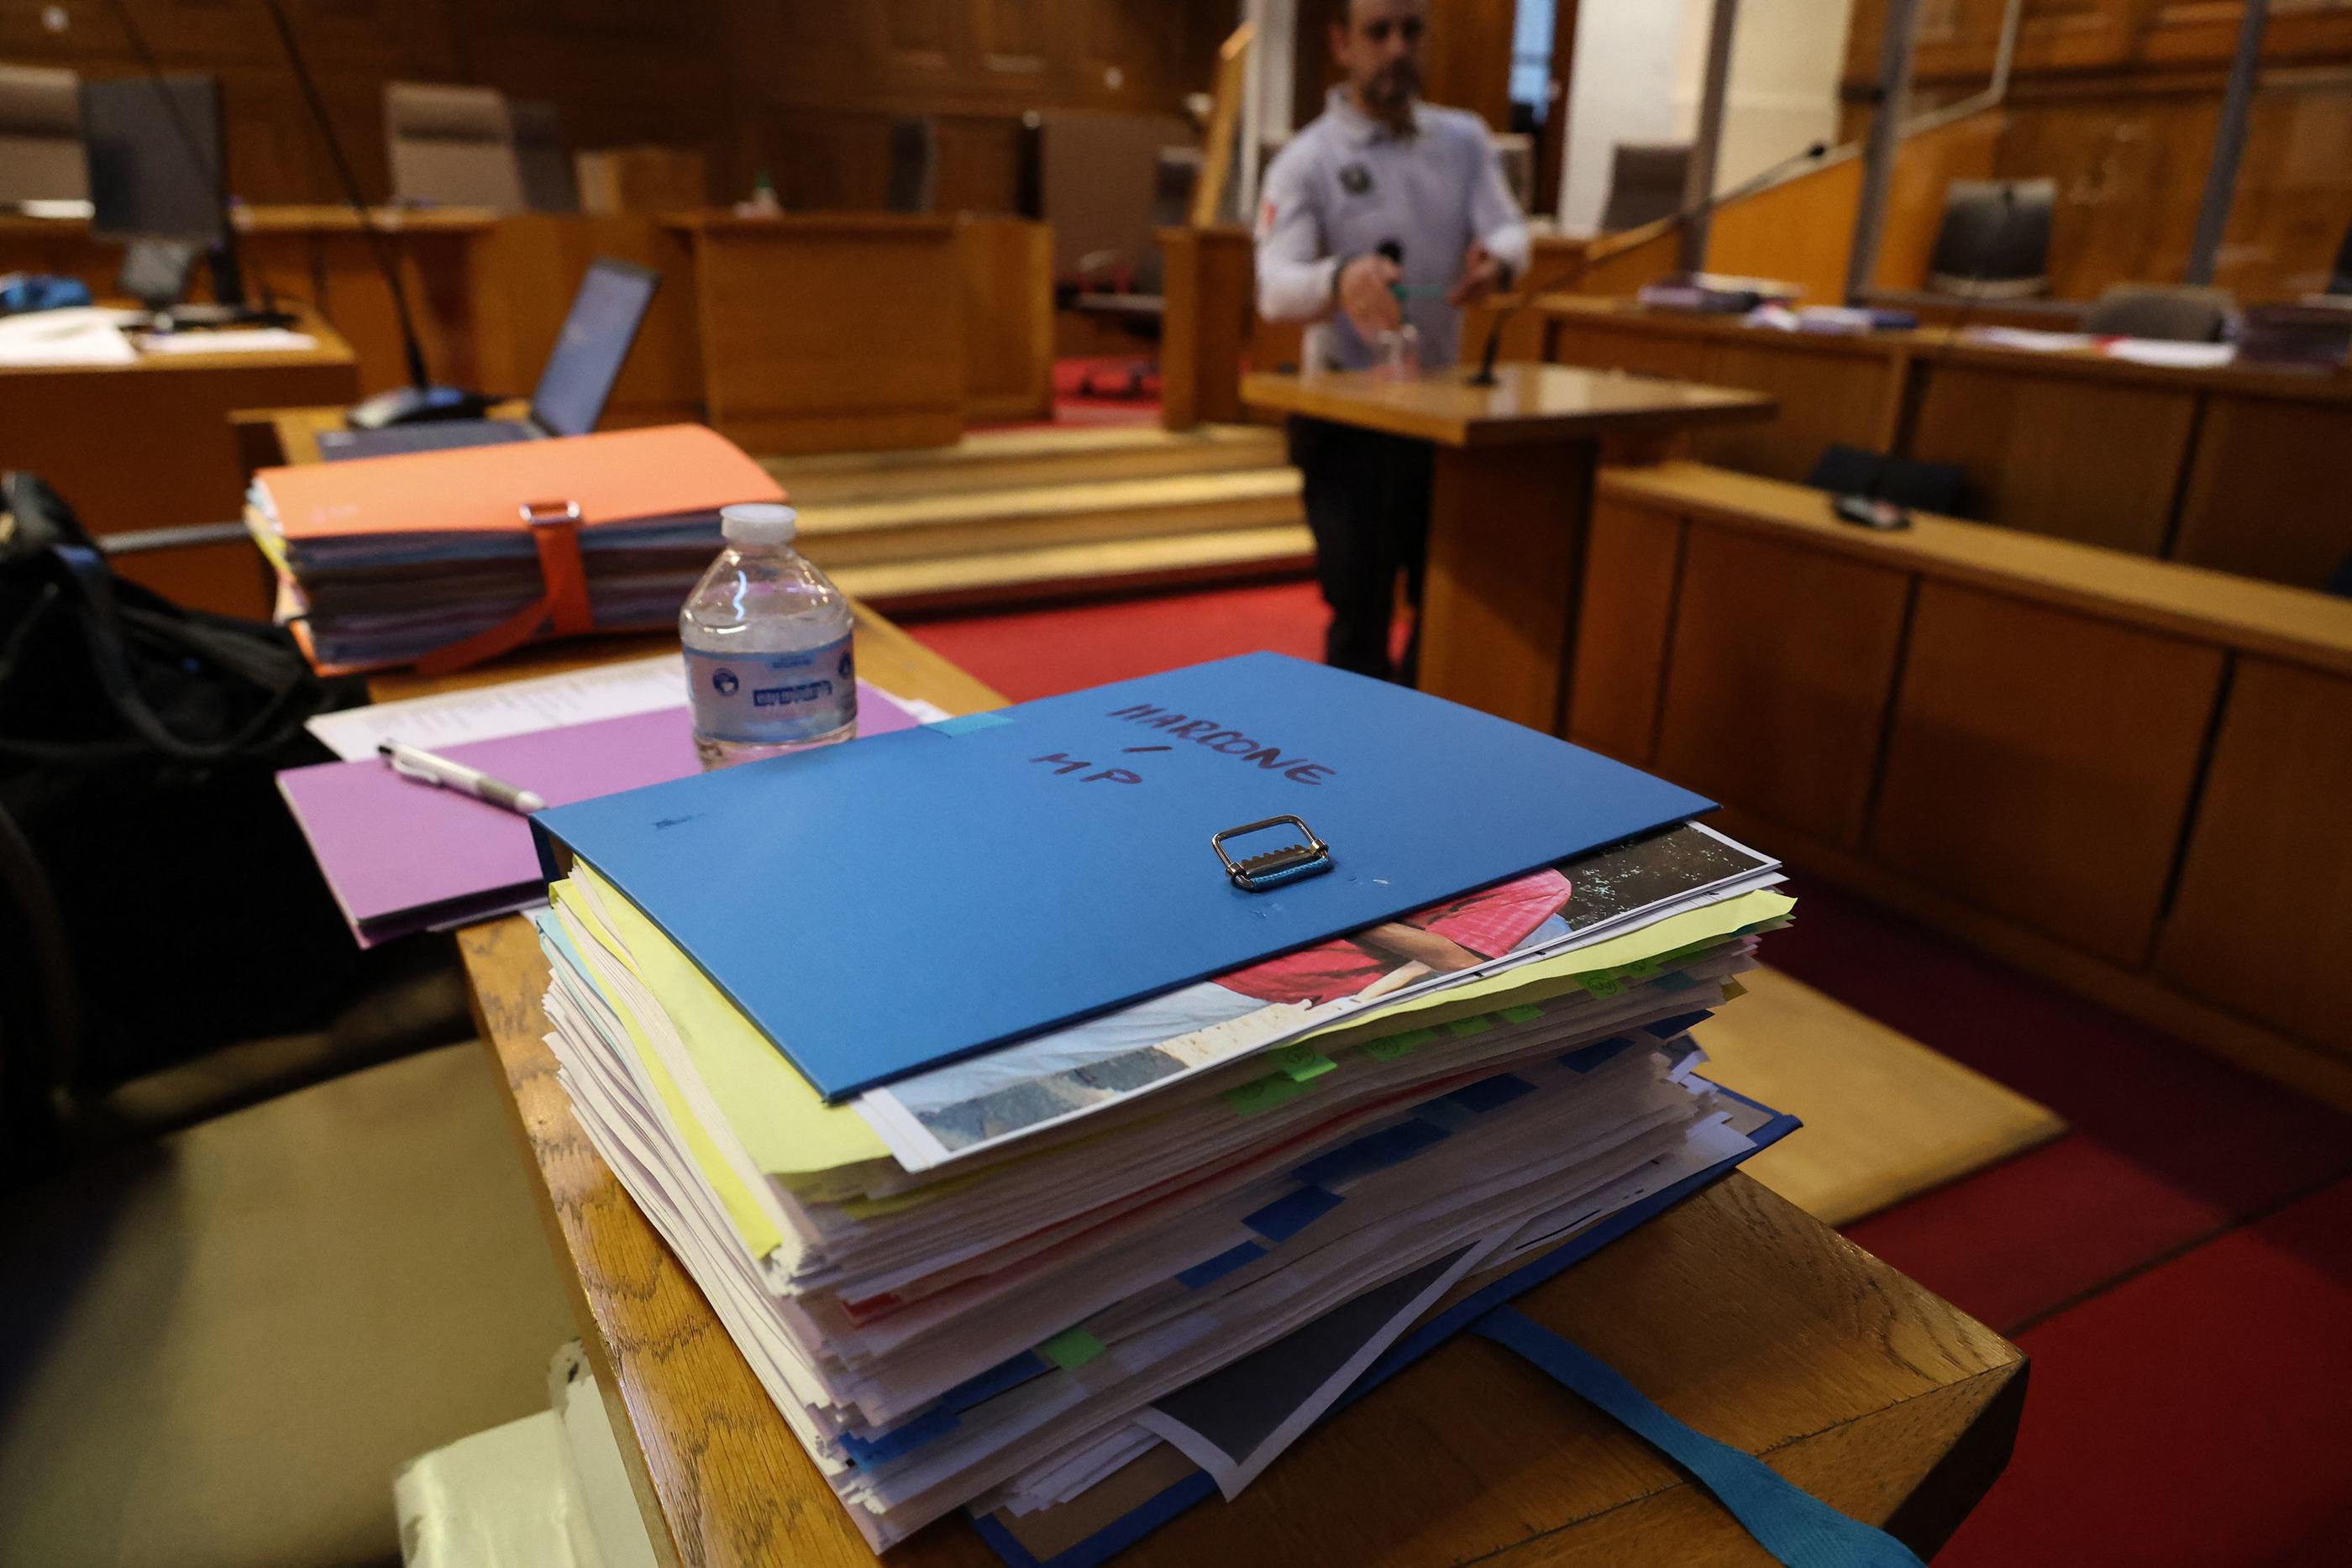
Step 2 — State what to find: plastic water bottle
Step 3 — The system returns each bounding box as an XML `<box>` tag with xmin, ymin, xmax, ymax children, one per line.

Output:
<box><xmin>680</xmin><ymin>503</ymin><xmax>858</xmax><ymax>768</ymax></box>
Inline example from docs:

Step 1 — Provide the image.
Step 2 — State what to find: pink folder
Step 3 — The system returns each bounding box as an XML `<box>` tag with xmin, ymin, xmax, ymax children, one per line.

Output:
<box><xmin>280</xmin><ymin>684</ymin><xmax>922</xmax><ymax>945</ymax></box>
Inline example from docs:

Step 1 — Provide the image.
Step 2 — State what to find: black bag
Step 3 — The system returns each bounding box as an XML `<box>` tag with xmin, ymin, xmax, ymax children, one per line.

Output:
<box><xmin>0</xmin><ymin>471</ymin><xmax>370</xmax><ymax>1101</ymax></box>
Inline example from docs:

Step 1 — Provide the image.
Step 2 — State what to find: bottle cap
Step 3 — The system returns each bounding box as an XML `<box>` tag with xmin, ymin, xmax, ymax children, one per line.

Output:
<box><xmin>722</xmin><ymin>502</ymin><xmax>797</xmax><ymax>545</ymax></box>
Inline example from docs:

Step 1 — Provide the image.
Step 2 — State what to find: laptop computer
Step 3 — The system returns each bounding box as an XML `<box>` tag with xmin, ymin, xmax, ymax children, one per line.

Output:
<box><xmin>320</xmin><ymin>257</ymin><xmax>660</xmax><ymax>462</ymax></box>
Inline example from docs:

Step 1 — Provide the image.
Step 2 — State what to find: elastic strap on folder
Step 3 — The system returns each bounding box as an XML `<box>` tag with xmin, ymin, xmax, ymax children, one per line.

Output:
<box><xmin>417</xmin><ymin>500</ymin><xmax>594</xmax><ymax>677</ymax></box>
<box><xmin>1473</xmin><ymin>1306</ymin><xmax>1926</xmax><ymax>1568</ymax></box>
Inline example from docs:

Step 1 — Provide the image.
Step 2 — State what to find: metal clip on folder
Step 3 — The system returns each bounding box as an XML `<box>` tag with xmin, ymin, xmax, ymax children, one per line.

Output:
<box><xmin>1213</xmin><ymin>815</ymin><xmax>1333</xmax><ymax>893</ymax></box>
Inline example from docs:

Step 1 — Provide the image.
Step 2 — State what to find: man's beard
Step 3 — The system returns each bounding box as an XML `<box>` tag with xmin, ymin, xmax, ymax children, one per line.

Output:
<box><xmin>1362</xmin><ymin>61</ymin><xmax>1420</xmax><ymax>116</ymax></box>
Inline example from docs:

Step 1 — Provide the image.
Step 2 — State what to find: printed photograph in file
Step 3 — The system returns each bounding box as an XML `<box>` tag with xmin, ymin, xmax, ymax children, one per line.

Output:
<box><xmin>862</xmin><ymin>822</ymin><xmax>1774</xmax><ymax>1163</ymax></box>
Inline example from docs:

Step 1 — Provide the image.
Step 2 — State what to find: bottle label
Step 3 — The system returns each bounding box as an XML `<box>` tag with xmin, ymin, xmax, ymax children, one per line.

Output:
<box><xmin>685</xmin><ymin>636</ymin><xmax>857</xmax><ymax>744</ymax></box>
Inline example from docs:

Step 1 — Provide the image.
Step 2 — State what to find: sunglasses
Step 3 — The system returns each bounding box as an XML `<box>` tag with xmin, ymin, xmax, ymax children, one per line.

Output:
<box><xmin>1360</xmin><ymin>17</ymin><xmax>1425</xmax><ymax>44</ymax></box>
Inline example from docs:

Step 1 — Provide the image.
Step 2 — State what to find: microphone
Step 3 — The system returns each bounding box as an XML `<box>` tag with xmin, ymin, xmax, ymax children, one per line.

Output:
<box><xmin>1466</xmin><ymin>139</ymin><xmax>1833</xmax><ymax>388</ymax></box>
<box><xmin>257</xmin><ymin>0</ymin><xmax>491</xmax><ymax>427</ymax></box>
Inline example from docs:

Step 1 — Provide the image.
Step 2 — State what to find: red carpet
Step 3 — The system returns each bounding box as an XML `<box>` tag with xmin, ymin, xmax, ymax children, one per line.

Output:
<box><xmin>1939</xmin><ymin>1177</ymin><xmax>2352</xmax><ymax>1567</ymax></box>
<box><xmin>902</xmin><ymin>579</ymin><xmax>1325</xmax><ymax>701</ymax></box>
<box><xmin>905</xmin><ymin>580</ymin><xmax>2352</xmax><ymax>1562</ymax></box>
<box><xmin>1772</xmin><ymin>883</ymin><xmax>2352</xmax><ymax>1331</ymax></box>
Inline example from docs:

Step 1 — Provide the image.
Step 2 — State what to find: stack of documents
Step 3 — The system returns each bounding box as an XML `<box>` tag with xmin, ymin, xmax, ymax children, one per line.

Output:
<box><xmin>1638</xmin><ymin>271</ymin><xmax>1801</xmax><ymax>314</ymax></box>
<box><xmin>246</xmin><ymin>424</ymin><xmax>782</xmax><ymax>672</ymax></box>
<box><xmin>524</xmin><ymin>654</ymin><xmax>1799</xmax><ymax>1553</ymax></box>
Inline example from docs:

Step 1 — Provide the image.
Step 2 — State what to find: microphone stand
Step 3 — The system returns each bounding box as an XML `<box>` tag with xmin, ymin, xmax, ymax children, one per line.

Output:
<box><xmin>260</xmin><ymin>0</ymin><xmax>481</xmax><ymax>419</ymax></box>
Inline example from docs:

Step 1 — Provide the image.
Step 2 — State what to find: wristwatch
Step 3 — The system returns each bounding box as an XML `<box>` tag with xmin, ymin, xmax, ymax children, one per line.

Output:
<box><xmin>1329</xmin><ymin>254</ymin><xmax>1356</xmax><ymax>304</ymax></box>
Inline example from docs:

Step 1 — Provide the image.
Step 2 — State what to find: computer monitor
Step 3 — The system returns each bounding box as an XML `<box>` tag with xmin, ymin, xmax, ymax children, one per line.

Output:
<box><xmin>528</xmin><ymin>257</ymin><xmax>661</xmax><ymax>437</ymax></box>
<box><xmin>80</xmin><ymin>75</ymin><xmax>226</xmax><ymax>244</ymax></box>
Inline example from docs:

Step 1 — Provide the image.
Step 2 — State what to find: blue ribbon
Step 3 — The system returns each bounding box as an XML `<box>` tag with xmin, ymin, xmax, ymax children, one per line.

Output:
<box><xmin>1473</xmin><ymin>1306</ymin><xmax>1925</xmax><ymax>1568</ymax></box>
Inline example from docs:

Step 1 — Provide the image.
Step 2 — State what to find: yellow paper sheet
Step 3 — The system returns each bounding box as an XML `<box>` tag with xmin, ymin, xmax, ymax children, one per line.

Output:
<box><xmin>570</xmin><ymin>863</ymin><xmax>893</xmax><ymax>1177</ymax></box>
<box><xmin>549</xmin><ymin>881</ymin><xmax>785</xmax><ymax>1256</ymax></box>
<box><xmin>554</xmin><ymin>862</ymin><xmax>1793</xmax><ymax>1261</ymax></box>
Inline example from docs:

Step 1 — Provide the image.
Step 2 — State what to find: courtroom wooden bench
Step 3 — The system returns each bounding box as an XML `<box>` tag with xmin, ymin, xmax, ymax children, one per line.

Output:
<box><xmin>1570</xmin><ymin>460</ymin><xmax>2352</xmax><ymax>1109</ymax></box>
<box><xmin>1541</xmin><ymin>297</ymin><xmax>2352</xmax><ymax>593</ymax></box>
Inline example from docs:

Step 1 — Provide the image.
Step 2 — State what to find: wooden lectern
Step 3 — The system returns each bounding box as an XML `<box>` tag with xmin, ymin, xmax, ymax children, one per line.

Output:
<box><xmin>1243</xmin><ymin>363</ymin><xmax>1772</xmax><ymax>732</ymax></box>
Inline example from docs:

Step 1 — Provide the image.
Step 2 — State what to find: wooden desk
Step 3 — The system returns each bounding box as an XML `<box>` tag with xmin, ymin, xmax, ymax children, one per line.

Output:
<box><xmin>1541</xmin><ymin>296</ymin><xmax>2352</xmax><ymax>590</ymax></box>
<box><xmin>663</xmin><ymin>212</ymin><xmax>966</xmax><ymax>454</ymax></box>
<box><xmin>465</xmin><ymin>213</ymin><xmax>704</xmax><ymax>427</ymax></box>
<box><xmin>258</xmin><ymin>404</ymin><xmax>2021</xmax><ymax>1565</ymax></box>
<box><xmin>1</xmin><ymin>309</ymin><xmax>358</xmax><ymax>617</ymax></box>
<box><xmin>0</xmin><ymin>207</ymin><xmax>498</xmax><ymax>399</ymax></box>
<box><xmin>407</xmin><ymin>621</ymin><xmax>2024</xmax><ymax>1567</ymax></box>
<box><xmin>1242</xmin><ymin>364</ymin><xmax>1772</xmax><ymax>732</ymax></box>
<box><xmin>8</xmin><ymin>210</ymin><xmax>1057</xmax><ymax>451</ymax></box>
<box><xmin>1579</xmin><ymin>459</ymin><xmax>2352</xmax><ymax>1108</ymax></box>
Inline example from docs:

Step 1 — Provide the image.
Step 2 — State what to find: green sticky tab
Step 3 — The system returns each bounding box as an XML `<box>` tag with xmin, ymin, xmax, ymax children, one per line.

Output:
<box><xmin>1223</xmin><ymin>1072</ymin><xmax>1309</xmax><ymax>1118</ymax></box>
<box><xmin>1578</xmin><ymin>972</ymin><xmax>1625</xmax><ymax>998</ymax></box>
<box><xmin>1360</xmin><ymin>1029</ymin><xmax>1426</xmax><ymax>1062</ymax></box>
<box><xmin>1038</xmin><ymin>1327</ymin><xmax>1107</xmax><ymax>1371</ymax></box>
<box><xmin>1447</xmin><ymin>1013</ymin><xmax>1497</xmax><ymax>1039</ymax></box>
<box><xmin>1499</xmin><ymin>1002</ymin><xmax>1544</xmax><ymax>1023</ymax></box>
<box><xmin>1269</xmin><ymin>1044</ymin><xmax>1338</xmax><ymax>1082</ymax></box>
<box><xmin>1618</xmin><ymin>957</ymin><xmax>1662</xmax><ymax>978</ymax></box>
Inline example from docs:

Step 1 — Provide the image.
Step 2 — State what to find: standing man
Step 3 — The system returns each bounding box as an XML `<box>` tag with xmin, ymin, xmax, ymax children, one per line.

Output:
<box><xmin>1257</xmin><ymin>0</ymin><xmax>1532</xmax><ymax>682</ymax></box>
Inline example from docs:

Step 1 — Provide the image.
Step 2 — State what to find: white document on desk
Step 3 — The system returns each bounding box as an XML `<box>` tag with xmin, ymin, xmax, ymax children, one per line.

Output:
<box><xmin>306</xmin><ymin>653</ymin><xmax>954</xmax><ymax>760</ymax></box>
<box><xmin>134</xmin><ymin>328</ymin><xmax>319</xmax><ymax>355</ymax></box>
<box><xmin>0</xmin><ymin>307</ymin><xmax>138</xmax><ymax>365</ymax></box>
<box><xmin>305</xmin><ymin>654</ymin><xmax>692</xmax><ymax>758</ymax></box>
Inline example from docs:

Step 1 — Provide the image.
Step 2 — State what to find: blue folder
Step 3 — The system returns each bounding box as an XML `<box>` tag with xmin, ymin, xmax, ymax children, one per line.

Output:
<box><xmin>531</xmin><ymin>653</ymin><xmax>1712</xmax><ymax>1100</ymax></box>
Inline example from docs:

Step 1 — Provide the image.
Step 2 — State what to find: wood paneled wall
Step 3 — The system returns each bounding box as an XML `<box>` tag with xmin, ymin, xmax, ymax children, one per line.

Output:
<box><xmin>3</xmin><ymin>0</ymin><xmax>1233</xmax><ymax>212</ymax></box>
<box><xmin>1842</xmin><ymin>0</ymin><xmax>2352</xmax><ymax>298</ymax></box>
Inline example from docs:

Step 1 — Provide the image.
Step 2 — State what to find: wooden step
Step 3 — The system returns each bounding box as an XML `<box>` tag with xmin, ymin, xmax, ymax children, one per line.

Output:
<box><xmin>795</xmin><ymin>468</ymin><xmax>1302</xmax><ymax>569</ymax></box>
<box><xmin>831</xmin><ymin>523</ymin><xmax>1315</xmax><ymax>613</ymax></box>
<box><xmin>768</xmin><ymin>422</ymin><xmax>1286</xmax><ymax>506</ymax></box>
<box><xmin>1693</xmin><ymin>967</ymin><xmax>2066</xmax><ymax>1228</ymax></box>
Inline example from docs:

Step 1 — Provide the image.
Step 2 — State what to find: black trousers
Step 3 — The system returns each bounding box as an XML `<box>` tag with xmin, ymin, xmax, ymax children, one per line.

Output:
<box><xmin>1287</xmin><ymin>415</ymin><xmax>1434</xmax><ymax>684</ymax></box>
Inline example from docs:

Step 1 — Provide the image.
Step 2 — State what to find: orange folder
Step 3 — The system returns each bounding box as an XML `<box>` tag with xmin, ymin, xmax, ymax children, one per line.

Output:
<box><xmin>255</xmin><ymin>423</ymin><xmax>782</xmax><ymax>543</ymax></box>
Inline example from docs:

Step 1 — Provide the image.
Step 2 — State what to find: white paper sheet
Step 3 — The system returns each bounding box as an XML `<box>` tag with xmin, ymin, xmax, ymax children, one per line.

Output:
<box><xmin>305</xmin><ymin>655</ymin><xmax>693</xmax><ymax>758</ymax></box>
<box><xmin>133</xmin><ymin>328</ymin><xmax>319</xmax><ymax>355</ymax></box>
<box><xmin>0</xmin><ymin>307</ymin><xmax>137</xmax><ymax>365</ymax></box>
<box><xmin>307</xmin><ymin>653</ymin><xmax>951</xmax><ymax>758</ymax></box>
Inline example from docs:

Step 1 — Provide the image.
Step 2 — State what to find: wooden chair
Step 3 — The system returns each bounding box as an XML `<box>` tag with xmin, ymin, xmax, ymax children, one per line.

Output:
<box><xmin>1926</xmin><ymin>177</ymin><xmax>2055</xmax><ymax>299</ymax></box>
<box><xmin>386</xmin><ymin>81</ymin><xmax>525</xmax><ymax>213</ymax></box>
<box><xmin>1599</xmin><ymin>142</ymin><xmax>1689</xmax><ymax>233</ymax></box>
<box><xmin>509</xmin><ymin>98</ymin><xmax>580</xmax><ymax>214</ymax></box>
<box><xmin>0</xmin><ymin>63</ymin><xmax>86</xmax><ymax>207</ymax></box>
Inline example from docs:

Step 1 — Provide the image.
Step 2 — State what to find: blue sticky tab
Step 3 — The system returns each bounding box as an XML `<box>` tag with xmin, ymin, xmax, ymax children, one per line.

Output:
<box><xmin>927</xmin><ymin>711</ymin><xmax>1013</xmax><ymax>735</ymax></box>
<box><xmin>1293</xmin><ymin>1117</ymin><xmax>1452</xmax><ymax>1188</ymax></box>
<box><xmin>1176</xmin><ymin>1240</ymin><xmax>1268</xmax><ymax>1289</ymax></box>
<box><xmin>1439</xmin><ymin>1072</ymin><xmax>1536</xmax><ymax>1116</ymax></box>
<box><xmin>1242</xmin><ymin>1184</ymin><xmax>1344</xmax><ymax>1244</ymax></box>
<box><xmin>1644</xmin><ymin>1010</ymin><xmax>1714</xmax><ymax>1039</ymax></box>
<box><xmin>1561</xmin><ymin>1036</ymin><xmax>1635</xmax><ymax>1074</ymax></box>
<box><xmin>941</xmin><ymin>1350</ymin><xmax>1047</xmax><ymax>1412</ymax></box>
<box><xmin>1656</xmin><ymin>970</ymin><xmax>1699</xmax><ymax>991</ymax></box>
<box><xmin>838</xmin><ymin>1403</ymin><xmax>960</xmax><ymax>1466</ymax></box>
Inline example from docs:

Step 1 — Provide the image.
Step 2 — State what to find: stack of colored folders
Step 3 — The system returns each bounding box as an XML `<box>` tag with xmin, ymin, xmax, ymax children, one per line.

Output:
<box><xmin>245</xmin><ymin>424</ymin><xmax>782</xmax><ymax>672</ymax></box>
<box><xmin>525</xmin><ymin>655</ymin><xmax>1801</xmax><ymax>1555</ymax></box>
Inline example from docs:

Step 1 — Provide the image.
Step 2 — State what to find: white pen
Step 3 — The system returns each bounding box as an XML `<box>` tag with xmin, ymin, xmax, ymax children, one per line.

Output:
<box><xmin>378</xmin><ymin>741</ymin><xmax>548</xmax><ymax>815</ymax></box>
